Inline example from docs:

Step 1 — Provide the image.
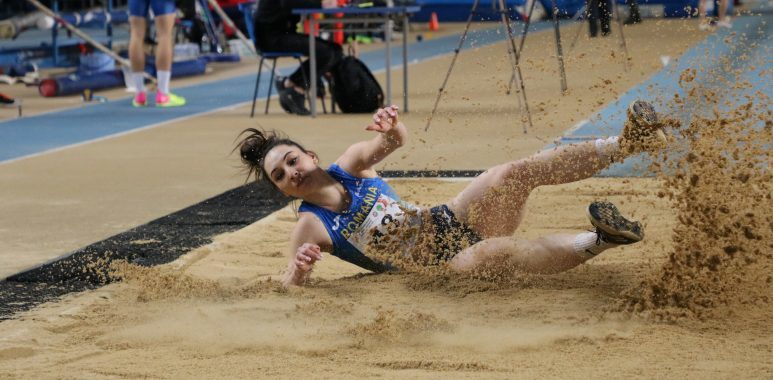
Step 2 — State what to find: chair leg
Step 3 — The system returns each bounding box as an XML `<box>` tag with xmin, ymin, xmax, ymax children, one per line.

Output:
<box><xmin>296</xmin><ymin>57</ymin><xmax>313</xmax><ymax>114</ymax></box>
<box><xmin>330</xmin><ymin>77</ymin><xmax>337</xmax><ymax>114</ymax></box>
<box><xmin>251</xmin><ymin>56</ymin><xmax>264</xmax><ymax>118</ymax></box>
<box><xmin>265</xmin><ymin>59</ymin><xmax>278</xmax><ymax>114</ymax></box>
<box><xmin>321</xmin><ymin>90</ymin><xmax>327</xmax><ymax>114</ymax></box>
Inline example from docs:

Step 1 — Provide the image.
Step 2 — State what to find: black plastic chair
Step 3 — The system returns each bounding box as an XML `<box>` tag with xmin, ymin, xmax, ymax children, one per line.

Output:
<box><xmin>240</xmin><ymin>2</ymin><xmax>325</xmax><ymax>117</ymax></box>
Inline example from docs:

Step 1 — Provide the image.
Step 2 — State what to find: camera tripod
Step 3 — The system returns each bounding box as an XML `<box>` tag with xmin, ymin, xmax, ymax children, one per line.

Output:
<box><xmin>566</xmin><ymin>0</ymin><xmax>631</xmax><ymax>72</ymax></box>
<box><xmin>425</xmin><ymin>0</ymin><xmax>572</xmax><ymax>133</ymax></box>
<box><xmin>504</xmin><ymin>0</ymin><xmax>569</xmax><ymax>96</ymax></box>
<box><xmin>424</xmin><ymin>0</ymin><xmax>534</xmax><ymax>133</ymax></box>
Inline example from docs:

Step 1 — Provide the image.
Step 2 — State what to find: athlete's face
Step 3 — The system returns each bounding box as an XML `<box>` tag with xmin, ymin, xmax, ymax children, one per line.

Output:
<box><xmin>263</xmin><ymin>144</ymin><xmax>319</xmax><ymax>198</ymax></box>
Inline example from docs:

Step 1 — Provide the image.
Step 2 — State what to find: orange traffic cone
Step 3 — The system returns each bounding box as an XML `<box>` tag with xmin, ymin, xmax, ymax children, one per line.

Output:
<box><xmin>428</xmin><ymin>12</ymin><xmax>439</xmax><ymax>31</ymax></box>
<box><xmin>334</xmin><ymin>0</ymin><xmax>345</xmax><ymax>45</ymax></box>
<box><xmin>334</xmin><ymin>24</ymin><xmax>344</xmax><ymax>45</ymax></box>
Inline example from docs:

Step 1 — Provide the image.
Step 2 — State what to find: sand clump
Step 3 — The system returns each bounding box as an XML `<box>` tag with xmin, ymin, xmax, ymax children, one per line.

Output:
<box><xmin>108</xmin><ymin>261</ymin><xmax>281</xmax><ymax>302</ymax></box>
<box><xmin>621</xmin><ymin>79</ymin><xmax>772</xmax><ymax>320</ymax></box>
<box><xmin>348</xmin><ymin>309</ymin><xmax>454</xmax><ymax>344</ymax></box>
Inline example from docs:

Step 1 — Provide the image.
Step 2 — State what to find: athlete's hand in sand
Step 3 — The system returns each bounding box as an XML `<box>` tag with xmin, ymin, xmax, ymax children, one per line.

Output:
<box><xmin>366</xmin><ymin>105</ymin><xmax>401</xmax><ymax>134</ymax></box>
<box><xmin>294</xmin><ymin>243</ymin><xmax>323</xmax><ymax>273</ymax></box>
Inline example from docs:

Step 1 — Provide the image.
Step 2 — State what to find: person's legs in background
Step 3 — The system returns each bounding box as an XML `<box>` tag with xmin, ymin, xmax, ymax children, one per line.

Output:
<box><xmin>128</xmin><ymin>0</ymin><xmax>150</xmax><ymax>106</ymax></box>
<box><xmin>128</xmin><ymin>0</ymin><xmax>185</xmax><ymax>107</ymax></box>
<box><xmin>698</xmin><ymin>0</ymin><xmax>731</xmax><ymax>30</ymax></box>
<box><xmin>599</xmin><ymin>0</ymin><xmax>611</xmax><ymax>36</ymax></box>
<box><xmin>152</xmin><ymin>0</ymin><xmax>186</xmax><ymax>107</ymax></box>
<box><xmin>697</xmin><ymin>0</ymin><xmax>711</xmax><ymax>29</ymax></box>
<box><xmin>586</xmin><ymin>0</ymin><xmax>600</xmax><ymax>37</ymax></box>
<box><xmin>624</xmin><ymin>0</ymin><xmax>642</xmax><ymax>24</ymax></box>
<box><xmin>715</xmin><ymin>0</ymin><xmax>732</xmax><ymax>27</ymax></box>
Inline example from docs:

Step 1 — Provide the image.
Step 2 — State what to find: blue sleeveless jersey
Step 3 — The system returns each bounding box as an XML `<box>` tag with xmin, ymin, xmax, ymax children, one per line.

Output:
<box><xmin>298</xmin><ymin>164</ymin><xmax>417</xmax><ymax>273</ymax></box>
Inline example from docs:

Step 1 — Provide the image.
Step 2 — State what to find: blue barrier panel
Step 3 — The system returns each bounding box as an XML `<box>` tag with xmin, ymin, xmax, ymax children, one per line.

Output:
<box><xmin>414</xmin><ymin>0</ymin><xmax>732</xmax><ymax>21</ymax></box>
<box><xmin>414</xmin><ymin>0</ymin><xmax>527</xmax><ymax>21</ymax></box>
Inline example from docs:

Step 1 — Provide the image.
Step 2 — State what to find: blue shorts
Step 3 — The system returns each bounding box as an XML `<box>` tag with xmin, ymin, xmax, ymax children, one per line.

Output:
<box><xmin>129</xmin><ymin>0</ymin><xmax>177</xmax><ymax>17</ymax></box>
<box><xmin>428</xmin><ymin>205</ymin><xmax>483</xmax><ymax>262</ymax></box>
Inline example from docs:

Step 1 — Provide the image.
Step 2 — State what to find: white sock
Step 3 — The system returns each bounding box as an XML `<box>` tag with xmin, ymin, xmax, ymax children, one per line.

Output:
<box><xmin>157</xmin><ymin>70</ymin><xmax>171</xmax><ymax>95</ymax></box>
<box><xmin>594</xmin><ymin>136</ymin><xmax>619</xmax><ymax>164</ymax></box>
<box><xmin>573</xmin><ymin>232</ymin><xmax>618</xmax><ymax>260</ymax></box>
<box><xmin>132</xmin><ymin>72</ymin><xmax>145</xmax><ymax>94</ymax></box>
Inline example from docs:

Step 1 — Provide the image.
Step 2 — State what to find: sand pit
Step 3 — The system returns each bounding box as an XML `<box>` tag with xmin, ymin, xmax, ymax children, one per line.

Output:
<box><xmin>1</xmin><ymin>14</ymin><xmax>771</xmax><ymax>379</ymax></box>
<box><xmin>0</xmin><ymin>176</ymin><xmax>771</xmax><ymax>378</ymax></box>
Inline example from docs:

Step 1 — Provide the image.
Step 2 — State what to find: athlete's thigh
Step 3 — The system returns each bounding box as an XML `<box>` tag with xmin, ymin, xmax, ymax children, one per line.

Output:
<box><xmin>150</xmin><ymin>0</ymin><xmax>178</xmax><ymax>16</ymax></box>
<box><xmin>446</xmin><ymin>161</ymin><xmax>533</xmax><ymax>237</ymax></box>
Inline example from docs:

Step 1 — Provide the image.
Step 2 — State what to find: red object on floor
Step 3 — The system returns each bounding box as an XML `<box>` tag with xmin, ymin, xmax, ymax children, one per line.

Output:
<box><xmin>0</xmin><ymin>92</ymin><xmax>15</xmax><ymax>104</ymax></box>
<box><xmin>39</xmin><ymin>79</ymin><xmax>58</xmax><ymax>97</ymax></box>
<box><xmin>429</xmin><ymin>12</ymin><xmax>439</xmax><ymax>31</ymax></box>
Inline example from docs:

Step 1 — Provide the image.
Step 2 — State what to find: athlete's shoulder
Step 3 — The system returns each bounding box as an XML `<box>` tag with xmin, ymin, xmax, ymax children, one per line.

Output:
<box><xmin>330</xmin><ymin>161</ymin><xmax>379</xmax><ymax>180</ymax></box>
<box><xmin>293</xmin><ymin>212</ymin><xmax>333</xmax><ymax>249</ymax></box>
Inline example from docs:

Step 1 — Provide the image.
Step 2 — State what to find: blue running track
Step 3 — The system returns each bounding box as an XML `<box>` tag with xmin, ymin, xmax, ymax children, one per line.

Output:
<box><xmin>555</xmin><ymin>13</ymin><xmax>771</xmax><ymax>177</ymax></box>
<box><xmin>0</xmin><ymin>23</ymin><xmax>553</xmax><ymax>163</ymax></box>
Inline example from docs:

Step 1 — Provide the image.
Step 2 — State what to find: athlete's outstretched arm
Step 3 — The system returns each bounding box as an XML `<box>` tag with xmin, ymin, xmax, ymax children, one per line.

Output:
<box><xmin>281</xmin><ymin>214</ymin><xmax>332</xmax><ymax>287</ymax></box>
<box><xmin>336</xmin><ymin>105</ymin><xmax>407</xmax><ymax>177</ymax></box>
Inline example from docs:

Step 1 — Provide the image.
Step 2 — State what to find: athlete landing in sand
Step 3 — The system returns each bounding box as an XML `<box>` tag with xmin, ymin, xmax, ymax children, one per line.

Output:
<box><xmin>235</xmin><ymin>101</ymin><xmax>668</xmax><ymax>286</ymax></box>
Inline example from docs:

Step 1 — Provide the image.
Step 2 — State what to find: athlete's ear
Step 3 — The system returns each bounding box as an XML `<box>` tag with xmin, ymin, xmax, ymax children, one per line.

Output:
<box><xmin>308</xmin><ymin>150</ymin><xmax>319</xmax><ymax>164</ymax></box>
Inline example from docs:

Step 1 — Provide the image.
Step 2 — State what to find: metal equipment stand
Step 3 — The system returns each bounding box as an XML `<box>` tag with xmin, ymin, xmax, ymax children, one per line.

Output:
<box><xmin>425</xmin><ymin>0</ymin><xmax>537</xmax><ymax>133</ymax></box>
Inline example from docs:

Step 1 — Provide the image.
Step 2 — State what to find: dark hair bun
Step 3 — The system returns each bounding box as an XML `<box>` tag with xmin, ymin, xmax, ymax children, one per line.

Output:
<box><xmin>239</xmin><ymin>128</ymin><xmax>268</xmax><ymax>165</ymax></box>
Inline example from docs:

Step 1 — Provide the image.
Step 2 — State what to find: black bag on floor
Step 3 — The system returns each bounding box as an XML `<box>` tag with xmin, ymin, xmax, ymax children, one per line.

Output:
<box><xmin>330</xmin><ymin>56</ymin><xmax>384</xmax><ymax>113</ymax></box>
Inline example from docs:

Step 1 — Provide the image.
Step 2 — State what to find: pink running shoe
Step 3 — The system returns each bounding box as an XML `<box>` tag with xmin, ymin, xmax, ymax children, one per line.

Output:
<box><xmin>132</xmin><ymin>92</ymin><xmax>147</xmax><ymax>107</ymax></box>
<box><xmin>155</xmin><ymin>91</ymin><xmax>186</xmax><ymax>107</ymax></box>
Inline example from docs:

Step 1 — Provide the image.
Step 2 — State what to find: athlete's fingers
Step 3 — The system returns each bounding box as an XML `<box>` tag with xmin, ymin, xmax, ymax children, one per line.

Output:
<box><xmin>296</xmin><ymin>246</ymin><xmax>317</xmax><ymax>262</ymax></box>
<box><xmin>367</xmin><ymin>122</ymin><xmax>390</xmax><ymax>132</ymax></box>
<box><xmin>299</xmin><ymin>250</ymin><xmax>316</xmax><ymax>263</ymax></box>
<box><xmin>303</xmin><ymin>249</ymin><xmax>322</xmax><ymax>262</ymax></box>
<box><xmin>294</xmin><ymin>258</ymin><xmax>311</xmax><ymax>271</ymax></box>
<box><xmin>306</xmin><ymin>247</ymin><xmax>323</xmax><ymax>261</ymax></box>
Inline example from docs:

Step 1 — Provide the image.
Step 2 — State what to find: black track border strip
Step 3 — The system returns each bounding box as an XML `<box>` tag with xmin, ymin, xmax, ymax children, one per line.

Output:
<box><xmin>380</xmin><ymin>170</ymin><xmax>483</xmax><ymax>178</ymax></box>
<box><xmin>0</xmin><ymin>181</ymin><xmax>290</xmax><ymax>320</ymax></box>
<box><xmin>0</xmin><ymin>170</ymin><xmax>480</xmax><ymax>320</ymax></box>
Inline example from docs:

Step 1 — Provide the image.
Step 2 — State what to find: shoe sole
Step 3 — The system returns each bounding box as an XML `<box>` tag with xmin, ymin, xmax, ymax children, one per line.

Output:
<box><xmin>156</xmin><ymin>101</ymin><xmax>186</xmax><ymax>107</ymax></box>
<box><xmin>627</xmin><ymin>100</ymin><xmax>667</xmax><ymax>142</ymax></box>
<box><xmin>587</xmin><ymin>201</ymin><xmax>644</xmax><ymax>244</ymax></box>
<box><xmin>627</xmin><ymin>100</ymin><xmax>658</xmax><ymax>126</ymax></box>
